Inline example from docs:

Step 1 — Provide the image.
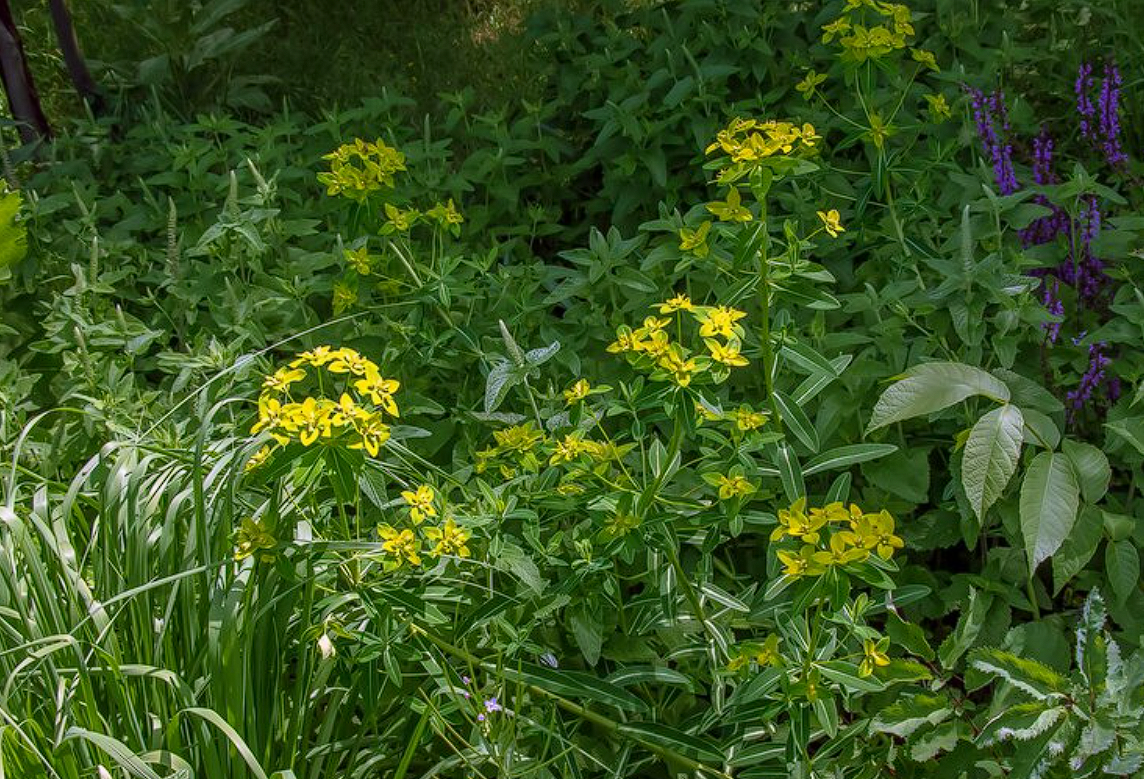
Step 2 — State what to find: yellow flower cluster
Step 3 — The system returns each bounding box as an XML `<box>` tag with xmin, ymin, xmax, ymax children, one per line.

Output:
<box><xmin>695</xmin><ymin>401</ymin><xmax>769</xmax><ymax>433</ymax></box>
<box><xmin>771</xmin><ymin>499</ymin><xmax>903</xmax><ymax>579</ymax></box>
<box><xmin>726</xmin><ymin>635</ymin><xmax>781</xmax><ymax>672</ymax></box>
<box><xmin>248</xmin><ymin>346</ymin><xmax>400</xmax><ymax>466</ymax></box>
<box><xmin>608</xmin><ymin>295</ymin><xmax>749</xmax><ymax>388</ymax></box>
<box><xmin>822</xmin><ymin>0</ymin><xmax>934</xmax><ymax>69</ymax></box>
<box><xmin>318</xmin><ymin>139</ymin><xmax>406</xmax><ymax>201</ymax></box>
<box><xmin>704</xmin><ymin>117</ymin><xmax>819</xmax><ymax>183</ymax></box>
<box><xmin>377</xmin><ymin>485</ymin><xmax>472</xmax><ymax>567</ymax></box>
<box><xmin>234</xmin><ymin>517</ymin><xmax>276</xmax><ymax>561</ymax></box>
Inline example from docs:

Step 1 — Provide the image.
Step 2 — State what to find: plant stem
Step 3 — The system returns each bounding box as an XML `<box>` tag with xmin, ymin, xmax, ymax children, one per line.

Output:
<box><xmin>755</xmin><ymin>199</ymin><xmax>784</xmax><ymax>435</ymax></box>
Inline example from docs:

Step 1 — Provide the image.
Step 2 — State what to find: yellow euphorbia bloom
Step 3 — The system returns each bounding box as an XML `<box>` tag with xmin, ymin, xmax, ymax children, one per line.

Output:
<box><xmin>401</xmin><ymin>485</ymin><xmax>437</xmax><ymax>524</ymax></box>
<box><xmin>378</xmin><ymin>524</ymin><xmax>421</xmax><ymax>566</ymax></box>
<box><xmin>817</xmin><ymin>209</ymin><xmax>845</xmax><ymax>237</ymax></box>
<box><xmin>425</xmin><ymin>517</ymin><xmax>472</xmax><ymax>558</ymax></box>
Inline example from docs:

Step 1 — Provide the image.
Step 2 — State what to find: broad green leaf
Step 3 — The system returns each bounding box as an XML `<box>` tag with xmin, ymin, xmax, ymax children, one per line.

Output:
<box><xmin>1020</xmin><ymin>452</ymin><xmax>1080</xmax><ymax>572</ymax></box>
<box><xmin>1105</xmin><ymin>540</ymin><xmax>1139</xmax><ymax>603</ymax></box>
<box><xmin>774</xmin><ymin>390</ymin><xmax>819</xmax><ymax>452</ymax></box>
<box><xmin>568</xmin><ymin>602</ymin><xmax>602</xmax><ymax>666</ymax></box>
<box><xmin>885</xmin><ymin>610</ymin><xmax>934</xmax><ymax>660</ymax></box>
<box><xmin>976</xmin><ymin>702</ymin><xmax>1066</xmax><ymax>747</ymax></box>
<box><xmin>992</xmin><ymin>368</ymin><xmax>1064</xmax><ymax>414</ymax></box>
<box><xmin>1105</xmin><ymin>417</ymin><xmax>1144</xmax><ymax>456</ymax></box>
<box><xmin>867</xmin><ymin>361</ymin><xmax>1010</xmax><ymax>432</ymax></box>
<box><xmin>617</xmin><ymin>722</ymin><xmax>725</xmax><ymax>763</ymax></box>
<box><xmin>962</xmin><ymin>405</ymin><xmax>1024</xmax><ymax>521</ymax></box>
<box><xmin>970</xmin><ymin>648</ymin><xmax>1069</xmax><ymax>700</ymax></box>
<box><xmin>1052</xmin><ymin>505</ymin><xmax>1104</xmax><ymax>595</ymax></box>
<box><xmin>871</xmin><ymin>693</ymin><xmax>951</xmax><ymax>737</ymax></box>
<box><xmin>938</xmin><ymin>588</ymin><xmax>989</xmax><ymax>670</ymax></box>
<box><xmin>1020</xmin><ymin>408</ymin><xmax>1060</xmax><ymax>450</ymax></box>
<box><xmin>1061</xmin><ymin>439</ymin><xmax>1111</xmax><ymax>503</ymax></box>
<box><xmin>802</xmin><ymin>444</ymin><xmax>897</xmax><ymax>476</ymax></box>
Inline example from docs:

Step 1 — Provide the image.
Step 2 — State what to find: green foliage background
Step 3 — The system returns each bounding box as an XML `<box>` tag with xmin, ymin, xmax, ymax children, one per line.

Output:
<box><xmin>1</xmin><ymin>0</ymin><xmax>1143</xmax><ymax>777</ymax></box>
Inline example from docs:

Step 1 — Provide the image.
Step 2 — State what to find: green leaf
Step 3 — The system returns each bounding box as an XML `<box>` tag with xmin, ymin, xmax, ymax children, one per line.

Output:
<box><xmin>802</xmin><ymin>444</ymin><xmax>897</xmax><ymax>476</ymax></box>
<box><xmin>1105</xmin><ymin>417</ymin><xmax>1144</xmax><ymax>456</ymax></box>
<box><xmin>774</xmin><ymin>391</ymin><xmax>819</xmax><ymax>452</ymax></box>
<box><xmin>1052</xmin><ymin>505</ymin><xmax>1104</xmax><ymax>595</ymax></box>
<box><xmin>969</xmin><ymin>648</ymin><xmax>1069</xmax><ymax>700</ymax></box>
<box><xmin>498</xmin><ymin>663</ymin><xmax>648</xmax><ymax>713</ymax></box>
<box><xmin>1020</xmin><ymin>451</ymin><xmax>1080</xmax><ymax>572</ymax></box>
<box><xmin>605</xmin><ymin>666</ymin><xmax>698</xmax><ymax>692</ymax></box>
<box><xmin>1020</xmin><ymin>408</ymin><xmax>1060</xmax><ymax>450</ymax></box>
<box><xmin>0</xmin><ymin>189</ymin><xmax>27</xmax><ymax>282</ymax></box>
<box><xmin>1105</xmin><ymin>540</ymin><xmax>1139</xmax><ymax>603</ymax></box>
<box><xmin>816</xmin><ymin>661</ymin><xmax>885</xmax><ymax>692</ymax></box>
<box><xmin>61</xmin><ymin>728</ymin><xmax>164</xmax><ymax>779</ymax></box>
<box><xmin>780</xmin><ymin>340</ymin><xmax>840</xmax><ymax>376</ymax></box>
<box><xmin>962</xmin><ymin>405</ymin><xmax>1024</xmax><ymax>521</ymax></box>
<box><xmin>938</xmin><ymin>588</ymin><xmax>990</xmax><ymax>670</ymax></box>
<box><xmin>617</xmin><ymin>722</ymin><xmax>725</xmax><ymax>763</ymax></box>
<box><xmin>568</xmin><ymin>602</ymin><xmax>603</xmax><ymax>666</ymax></box>
<box><xmin>885</xmin><ymin>609</ymin><xmax>934</xmax><ymax>660</ymax></box>
<box><xmin>773</xmin><ymin>442</ymin><xmax>804</xmax><ymax>502</ymax></box>
<box><xmin>976</xmin><ymin>702</ymin><xmax>1066</xmax><ymax>747</ymax></box>
<box><xmin>867</xmin><ymin>361</ymin><xmax>1011</xmax><ymax>432</ymax></box>
<box><xmin>871</xmin><ymin>693</ymin><xmax>951</xmax><ymax>738</ymax></box>
<box><xmin>1061</xmin><ymin>439</ymin><xmax>1111</xmax><ymax>503</ymax></box>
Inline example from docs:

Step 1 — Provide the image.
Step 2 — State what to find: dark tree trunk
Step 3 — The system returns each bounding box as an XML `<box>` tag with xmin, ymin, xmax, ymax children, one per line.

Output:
<box><xmin>47</xmin><ymin>0</ymin><xmax>102</xmax><ymax>113</ymax></box>
<box><xmin>0</xmin><ymin>0</ymin><xmax>51</xmax><ymax>143</ymax></box>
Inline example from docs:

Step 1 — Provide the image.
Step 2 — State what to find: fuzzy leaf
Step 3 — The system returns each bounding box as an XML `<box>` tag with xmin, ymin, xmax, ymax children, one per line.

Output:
<box><xmin>962</xmin><ymin>405</ymin><xmax>1024</xmax><ymax>520</ymax></box>
<box><xmin>1020</xmin><ymin>452</ymin><xmax>1080</xmax><ymax>572</ymax></box>
<box><xmin>867</xmin><ymin>361</ymin><xmax>1010</xmax><ymax>432</ymax></box>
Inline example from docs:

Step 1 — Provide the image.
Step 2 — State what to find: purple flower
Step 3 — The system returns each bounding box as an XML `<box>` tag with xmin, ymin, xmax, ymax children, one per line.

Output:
<box><xmin>1067</xmin><ymin>341</ymin><xmax>1113</xmax><ymax>423</ymax></box>
<box><xmin>966</xmin><ymin>86</ymin><xmax>1019</xmax><ymax>195</ymax></box>
<box><xmin>1097</xmin><ymin>62</ymin><xmax>1128</xmax><ymax>167</ymax></box>
<box><xmin>1040</xmin><ymin>278</ymin><xmax>1064</xmax><ymax>343</ymax></box>
<box><xmin>484</xmin><ymin>697</ymin><xmax>503</xmax><ymax>714</ymax></box>
<box><xmin>1076</xmin><ymin>62</ymin><xmax>1095</xmax><ymax>139</ymax></box>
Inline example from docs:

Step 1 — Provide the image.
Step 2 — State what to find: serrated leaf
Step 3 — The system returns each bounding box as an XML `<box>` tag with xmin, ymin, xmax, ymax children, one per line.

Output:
<box><xmin>871</xmin><ymin>693</ymin><xmax>951</xmax><ymax>737</ymax></box>
<box><xmin>962</xmin><ymin>405</ymin><xmax>1024</xmax><ymax>521</ymax></box>
<box><xmin>1020</xmin><ymin>451</ymin><xmax>1080</xmax><ymax>572</ymax></box>
<box><xmin>868</xmin><ymin>361</ymin><xmax>1011</xmax><ymax>432</ymax></box>
<box><xmin>970</xmin><ymin>648</ymin><xmax>1069</xmax><ymax>700</ymax></box>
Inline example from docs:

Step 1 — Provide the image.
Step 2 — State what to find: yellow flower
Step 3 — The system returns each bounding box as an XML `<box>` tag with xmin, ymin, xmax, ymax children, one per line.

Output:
<box><xmin>866</xmin><ymin>112</ymin><xmax>891</xmax><ymax>149</ymax></box>
<box><xmin>924</xmin><ymin>93</ymin><xmax>951</xmax><ymax>122</ymax></box>
<box><xmin>811</xmin><ymin>533</ymin><xmax>870</xmax><ymax>567</ymax></box>
<box><xmin>678</xmin><ymin>220</ymin><xmax>712</xmax><ymax>257</ymax></box>
<box><xmin>706</xmin><ymin>187</ymin><xmax>752</xmax><ymax>222</ymax></box>
<box><xmin>550</xmin><ymin>433</ymin><xmax>589</xmax><ymax>465</ymax></box>
<box><xmin>637</xmin><ymin>330</ymin><xmax>672</xmax><ymax>359</ymax></box>
<box><xmin>859</xmin><ymin>638</ymin><xmax>891</xmax><ymax>677</ymax></box>
<box><xmin>401</xmin><ymin>485</ymin><xmax>437</xmax><ymax>524</ymax></box>
<box><xmin>378</xmin><ymin>524</ymin><xmax>421</xmax><ymax>566</ymax></box>
<box><xmin>817</xmin><ymin>209</ymin><xmax>845</xmax><ymax>238</ymax></box>
<box><xmin>659</xmin><ymin>347</ymin><xmax>698</xmax><ymax>387</ymax></box>
<box><xmin>425</xmin><ymin>517</ymin><xmax>472</xmax><ymax>557</ymax></box>
<box><xmin>349</xmin><ymin>409</ymin><xmax>390</xmax><ymax>456</ymax></box>
<box><xmin>564</xmin><ymin>379</ymin><xmax>591</xmax><ymax>405</ymax></box>
<box><xmin>706</xmin><ymin>339</ymin><xmax>749</xmax><ymax>367</ymax></box>
<box><xmin>911</xmin><ymin>48</ymin><xmax>938</xmax><ymax>72</ymax></box>
<box><xmin>732</xmin><ymin>406</ymin><xmax>767</xmax><ymax>431</ymax></box>
<box><xmin>777</xmin><ymin>545</ymin><xmax>826</xmax><ymax>579</ymax></box>
<box><xmin>286</xmin><ymin>396</ymin><xmax>335</xmax><ymax>446</ymax></box>
<box><xmin>716</xmin><ymin>474</ymin><xmax>755</xmax><ymax>500</ymax></box>
<box><xmin>636</xmin><ymin>316</ymin><xmax>671</xmax><ymax>336</ymax></box>
<box><xmin>426</xmin><ymin>199</ymin><xmax>464</xmax><ymax>227</ymax></box>
<box><xmin>493</xmin><ymin>422</ymin><xmax>545</xmax><ymax>453</ymax></box>
<box><xmin>262</xmin><ymin>366</ymin><xmax>306</xmax><ymax>394</ymax></box>
<box><xmin>659</xmin><ymin>293</ymin><xmax>694</xmax><ymax>313</ymax></box>
<box><xmin>353</xmin><ymin>370</ymin><xmax>401</xmax><ymax>416</ymax></box>
<box><xmin>694</xmin><ymin>400</ymin><xmax>722</xmax><ymax>424</ymax></box>
<box><xmin>245</xmin><ymin>445</ymin><xmax>272</xmax><ymax>472</ymax></box>
<box><xmin>382</xmin><ymin>203</ymin><xmax>420</xmax><ymax>233</ymax></box>
<box><xmin>796</xmin><ymin>70</ymin><xmax>827</xmax><ymax>97</ymax></box>
<box><xmin>867</xmin><ymin>510</ymin><xmax>904</xmax><ymax>559</ymax></box>
<box><xmin>344</xmin><ymin>246</ymin><xmax>373</xmax><ymax>275</ymax></box>
<box><xmin>698</xmin><ymin>306</ymin><xmax>747</xmax><ymax>338</ymax></box>
<box><xmin>770</xmin><ymin>498</ymin><xmax>827</xmax><ymax>544</ymax></box>
<box><xmin>252</xmin><ymin>396</ymin><xmax>289</xmax><ymax>442</ymax></box>
<box><xmin>754</xmin><ymin>634</ymin><xmax>782</xmax><ymax>667</ymax></box>
<box><xmin>327</xmin><ymin>348</ymin><xmax>378</xmax><ymax>377</ymax></box>
<box><xmin>821</xmin><ymin>17</ymin><xmax>851</xmax><ymax>43</ymax></box>
<box><xmin>235</xmin><ymin>517</ymin><xmax>276</xmax><ymax>561</ymax></box>
<box><xmin>318</xmin><ymin>138</ymin><xmax>406</xmax><ymax>201</ymax></box>
<box><xmin>291</xmin><ymin>346</ymin><xmax>335</xmax><ymax>368</ymax></box>
<box><xmin>333</xmin><ymin>281</ymin><xmax>356</xmax><ymax>315</ymax></box>
<box><xmin>607</xmin><ymin>326</ymin><xmax>637</xmax><ymax>353</ymax></box>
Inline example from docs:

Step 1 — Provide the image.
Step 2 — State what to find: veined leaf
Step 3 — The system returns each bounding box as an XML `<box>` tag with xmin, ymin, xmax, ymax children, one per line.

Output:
<box><xmin>867</xmin><ymin>361</ymin><xmax>1010</xmax><ymax>432</ymax></box>
<box><xmin>1061</xmin><ymin>439</ymin><xmax>1111</xmax><ymax>503</ymax></box>
<box><xmin>1020</xmin><ymin>451</ymin><xmax>1080</xmax><ymax>572</ymax></box>
<box><xmin>803</xmin><ymin>444</ymin><xmax>897</xmax><ymax>476</ymax></box>
<box><xmin>871</xmin><ymin>693</ymin><xmax>951</xmax><ymax>737</ymax></box>
<box><xmin>1052</xmin><ymin>506</ymin><xmax>1103</xmax><ymax>595</ymax></box>
<box><xmin>962</xmin><ymin>405</ymin><xmax>1024</xmax><ymax>521</ymax></box>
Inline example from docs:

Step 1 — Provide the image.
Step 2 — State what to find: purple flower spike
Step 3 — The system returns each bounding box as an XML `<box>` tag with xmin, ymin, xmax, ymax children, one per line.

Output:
<box><xmin>1067</xmin><ymin>341</ymin><xmax>1113</xmax><ymax>424</ymax></box>
<box><xmin>1097</xmin><ymin>62</ymin><xmax>1128</xmax><ymax>166</ymax></box>
<box><xmin>1076</xmin><ymin>62</ymin><xmax>1095</xmax><ymax>139</ymax></box>
<box><xmin>966</xmin><ymin>86</ymin><xmax>1019</xmax><ymax>195</ymax></box>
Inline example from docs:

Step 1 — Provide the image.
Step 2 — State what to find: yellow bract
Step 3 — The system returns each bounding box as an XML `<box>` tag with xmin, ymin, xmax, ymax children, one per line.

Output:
<box><xmin>425</xmin><ymin>517</ymin><xmax>471</xmax><ymax>558</ymax></box>
<box><xmin>249</xmin><ymin>346</ymin><xmax>401</xmax><ymax>462</ymax></box>
<box><xmin>859</xmin><ymin>637</ymin><xmax>891</xmax><ymax>677</ymax></box>
<box><xmin>817</xmin><ymin>209</ymin><xmax>845</xmax><ymax>238</ymax></box>
<box><xmin>772</xmin><ymin>500</ymin><xmax>903</xmax><ymax>580</ymax></box>
<box><xmin>659</xmin><ymin>293</ymin><xmax>694</xmax><ymax>313</ymax></box>
<box><xmin>318</xmin><ymin>138</ymin><xmax>406</xmax><ymax>201</ymax></box>
<box><xmin>378</xmin><ymin>524</ymin><xmax>421</xmax><ymax>566</ymax></box>
<box><xmin>678</xmin><ymin>221</ymin><xmax>712</xmax><ymax>256</ymax></box>
<box><xmin>717</xmin><ymin>474</ymin><xmax>755</xmax><ymax>500</ymax></box>
<box><xmin>401</xmin><ymin>485</ymin><xmax>437</xmax><ymax>524</ymax></box>
<box><xmin>563</xmin><ymin>379</ymin><xmax>591</xmax><ymax>406</ymax></box>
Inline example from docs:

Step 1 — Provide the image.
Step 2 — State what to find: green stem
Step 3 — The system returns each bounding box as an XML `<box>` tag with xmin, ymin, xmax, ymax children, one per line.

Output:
<box><xmin>755</xmin><ymin>201</ymin><xmax>784</xmax><ymax>435</ymax></box>
<box><xmin>414</xmin><ymin>627</ymin><xmax>731</xmax><ymax>779</ymax></box>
